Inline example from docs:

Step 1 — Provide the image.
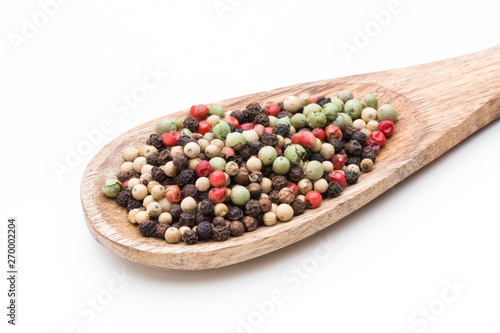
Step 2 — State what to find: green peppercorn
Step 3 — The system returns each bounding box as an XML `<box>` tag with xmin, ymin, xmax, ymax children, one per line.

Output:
<box><xmin>304</xmin><ymin>160</ymin><xmax>323</xmax><ymax>180</ymax></box>
<box><xmin>102</xmin><ymin>179</ymin><xmax>123</xmax><ymax>198</ymax></box>
<box><xmin>332</xmin><ymin>113</ymin><xmax>353</xmax><ymax>130</ymax></box>
<box><xmin>213</xmin><ymin>120</ymin><xmax>231</xmax><ymax>139</ymax></box>
<box><xmin>306</xmin><ymin>109</ymin><xmax>327</xmax><ymax>128</ymax></box>
<box><xmin>230</xmin><ymin>185</ymin><xmax>250</xmax><ymax>206</ymax></box>
<box><xmin>290</xmin><ymin>113</ymin><xmax>307</xmax><ymax>129</ymax></box>
<box><xmin>209</xmin><ymin>103</ymin><xmax>225</xmax><ymax>118</ymax></box>
<box><xmin>377</xmin><ymin>104</ymin><xmax>398</xmax><ymax>122</ymax></box>
<box><xmin>209</xmin><ymin>157</ymin><xmax>227</xmax><ymax>171</ymax></box>
<box><xmin>156</xmin><ymin>117</ymin><xmax>177</xmax><ymax>132</ymax></box>
<box><xmin>284</xmin><ymin>144</ymin><xmax>306</xmax><ymax>165</ymax></box>
<box><xmin>204</xmin><ymin>132</ymin><xmax>215</xmax><ymax>142</ymax></box>
<box><xmin>274</xmin><ymin>116</ymin><xmax>291</xmax><ymax>129</ymax></box>
<box><xmin>180</xmin><ymin>128</ymin><xmax>192</xmax><ymax>136</ymax></box>
<box><xmin>302</xmin><ymin>103</ymin><xmax>322</xmax><ymax>117</ymax></box>
<box><xmin>272</xmin><ymin>156</ymin><xmax>291</xmax><ymax>175</ymax></box>
<box><xmin>225</xmin><ymin>132</ymin><xmax>246</xmax><ymax>150</ymax></box>
<box><xmin>362</xmin><ymin>94</ymin><xmax>378</xmax><ymax>109</ymax></box>
<box><xmin>175</xmin><ymin>116</ymin><xmax>186</xmax><ymax>130</ymax></box>
<box><xmin>321</xmin><ymin>102</ymin><xmax>340</xmax><ymax>122</ymax></box>
<box><xmin>337</xmin><ymin>89</ymin><xmax>353</xmax><ymax>103</ymax></box>
<box><xmin>258</xmin><ymin>146</ymin><xmax>278</xmax><ymax>166</ymax></box>
<box><xmin>344</xmin><ymin>99</ymin><xmax>363</xmax><ymax>120</ymax></box>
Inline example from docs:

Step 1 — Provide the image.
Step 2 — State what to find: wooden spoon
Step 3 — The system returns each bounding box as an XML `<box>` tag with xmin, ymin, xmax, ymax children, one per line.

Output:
<box><xmin>81</xmin><ymin>45</ymin><xmax>500</xmax><ymax>271</ymax></box>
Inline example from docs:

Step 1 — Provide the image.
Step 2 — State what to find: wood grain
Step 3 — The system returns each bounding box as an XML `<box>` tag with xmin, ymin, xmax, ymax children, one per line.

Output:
<box><xmin>81</xmin><ymin>45</ymin><xmax>500</xmax><ymax>271</ymax></box>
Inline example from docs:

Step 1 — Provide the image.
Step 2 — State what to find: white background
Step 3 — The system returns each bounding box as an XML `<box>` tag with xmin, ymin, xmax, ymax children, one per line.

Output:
<box><xmin>1</xmin><ymin>0</ymin><xmax>500</xmax><ymax>332</ymax></box>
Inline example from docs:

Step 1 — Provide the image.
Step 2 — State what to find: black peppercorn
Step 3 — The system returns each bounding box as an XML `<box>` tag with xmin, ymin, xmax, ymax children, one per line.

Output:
<box><xmin>253</xmin><ymin>113</ymin><xmax>269</xmax><ymax>126</ymax></box>
<box><xmin>302</xmin><ymin>146</ymin><xmax>312</xmax><ymax>161</ymax></box>
<box><xmin>179</xmin><ymin>212</ymin><xmax>195</xmax><ymax>227</ymax></box>
<box><xmin>183</xmin><ymin>117</ymin><xmax>199</xmax><ymax>132</ymax></box>
<box><xmin>276</xmin><ymin>111</ymin><xmax>293</xmax><ymax>118</ymax></box>
<box><xmin>268</xmin><ymin>189</ymin><xmax>281</xmax><ymax>204</ymax></box>
<box><xmin>138</xmin><ymin>220</ymin><xmax>158</xmax><ymax>237</ymax></box>
<box><xmin>258</xmin><ymin>197</ymin><xmax>272</xmax><ymax>212</ymax></box>
<box><xmin>198</xmin><ymin>152</ymin><xmax>208</xmax><ymax>161</ymax></box>
<box><xmin>247</xmin><ymin>183</ymin><xmax>262</xmax><ymax>199</ymax></box>
<box><xmin>146</xmin><ymin>132</ymin><xmax>165</xmax><ymax>149</ymax></box>
<box><xmin>212</xmin><ymin>216</ymin><xmax>226</xmax><ymax>227</ymax></box>
<box><xmin>250</xmin><ymin>142</ymin><xmax>265</xmax><ymax>155</ymax></box>
<box><xmin>272</xmin><ymin>175</ymin><xmax>288</xmax><ymax>190</ymax></box>
<box><xmin>228</xmin><ymin>155</ymin><xmax>244</xmax><ymax>167</ymax></box>
<box><xmin>261</xmin><ymin>165</ymin><xmax>273</xmax><ymax>178</ymax></box>
<box><xmin>126</xmin><ymin>199</ymin><xmax>143</xmax><ymax>211</ymax></box>
<box><xmin>361</xmin><ymin>147</ymin><xmax>376</xmax><ymax>162</ymax></box>
<box><xmin>289</xmin><ymin>167</ymin><xmax>305</xmax><ymax>182</ymax></box>
<box><xmin>245</xmin><ymin>200</ymin><xmax>261</xmax><ymax>217</ymax></box>
<box><xmin>344</xmin><ymin>140</ymin><xmax>362</xmax><ymax>156</ymax></box>
<box><xmin>315</xmin><ymin>96</ymin><xmax>331</xmax><ymax>107</ymax></box>
<box><xmin>153</xmin><ymin>222</ymin><xmax>169</xmax><ymax>239</ymax></box>
<box><xmin>117</xmin><ymin>171</ymin><xmax>141</xmax><ymax>182</ymax></box>
<box><xmin>196</xmin><ymin>222</ymin><xmax>213</xmax><ymax>240</ymax></box>
<box><xmin>272</xmin><ymin>123</ymin><xmax>289</xmax><ymax>136</ymax></box>
<box><xmin>345</xmin><ymin>171</ymin><xmax>359</xmax><ymax>185</ymax></box>
<box><xmin>342</xmin><ymin>126</ymin><xmax>358</xmax><ymax>141</ymax></box>
<box><xmin>182</xmin><ymin>229</ymin><xmax>198</xmax><ymax>245</ymax></box>
<box><xmin>173</xmin><ymin>153</ymin><xmax>189</xmax><ymax>170</ymax></box>
<box><xmin>310</xmin><ymin>152</ymin><xmax>324</xmax><ymax>163</ymax></box>
<box><xmin>243</xmin><ymin>216</ymin><xmax>258</xmax><ymax>232</ymax></box>
<box><xmin>244</xmin><ymin>103</ymin><xmax>262</xmax><ymax>121</ymax></box>
<box><xmin>157</xmin><ymin>148</ymin><xmax>171</xmax><ymax>165</ymax></box>
<box><xmin>330</xmin><ymin>139</ymin><xmax>344</xmax><ymax>153</ymax></box>
<box><xmin>182</xmin><ymin>184</ymin><xmax>197</xmax><ymax>198</ymax></box>
<box><xmin>116</xmin><ymin>191</ymin><xmax>132</xmax><ymax>207</ymax></box>
<box><xmin>213</xmin><ymin>226</ymin><xmax>230</xmax><ymax>241</ymax></box>
<box><xmin>233</xmin><ymin>168</ymin><xmax>250</xmax><ymax>186</ymax></box>
<box><xmin>195</xmin><ymin>211</ymin><xmax>208</xmax><ymax>224</ymax></box>
<box><xmin>177</xmin><ymin>135</ymin><xmax>192</xmax><ymax>147</ymax></box>
<box><xmin>146</xmin><ymin>152</ymin><xmax>160</xmax><ymax>166</ymax></box>
<box><xmin>151</xmin><ymin>166</ymin><xmax>167</xmax><ymax>182</ymax></box>
<box><xmin>248</xmin><ymin>171</ymin><xmax>263</xmax><ymax>183</ymax></box>
<box><xmin>200</xmin><ymin>199</ymin><xmax>215</xmax><ymax>216</ymax></box>
<box><xmin>347</xmin><ymin>156</ymin><xmax>361</xmax><ymax>166</ymax></box>
<box><xmin>262</xmin><ymin>133</ymin><xmax>279</xmax><ymax>146</ymax></box>
<box><xmin>177</xmin><ymin>169</ymin><xmax>196</xmax><ymax>186</ymax></box>
<box><xmin>230</xmin><ymin>221</ymin><xmax>245</xmax><ymax>237</ymax></box>
<box><xmin>196</xmin><ymin>190</ymin><xmax>209</xmax><ymax>202</ymax></box>
<box><xmin>351</xmin><ymin>131</ymin><xmax>368</xmax><ymax>146</ymax></box>
<box><xmin>227</xmin><ymin>206</ymin><xmax>244</xmax><ymax>221</ymax></box>
<box><xmin>190</xmin><ymin>133</ymin><xmax>203</xmax><ymax>141</ymax></box>
<box><xmin>327</xmin><ymin>182</ymin><xmax>343</xmax><ymax>197</ymax></box>
<box><xmin>170</xmin><ymin>204</ymin><xmax>182</xmax><ymax>219</ymax></box>
<box><xmin>290</xmin><ymin>199</ymin><xmax>306</xmax><ymax>215</ymax></box>
<box><xmin>230</xmin><ymin>110</ymin><xmax>248</xmax><ymax>124</ymax></box>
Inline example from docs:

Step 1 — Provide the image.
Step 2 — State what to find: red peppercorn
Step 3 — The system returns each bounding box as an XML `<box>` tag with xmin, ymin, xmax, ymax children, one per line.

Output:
<box><xmin>264</xmin><ymin>104</ymin><xmax>281</xmax><ymax>117</ymax></box>
<box><xmin>304</xmin><ymin>191</ymin><xmax>322</xmax><ymax>208</ymax></box>
<box><xmin>197</xmin><ymin>120</ymin><xmax>211</xmax><ymax>135</ymax></box>
<box><xmin>190</xmin><ymin>104</ymin><xmax>209</xmax><ymax>121</ymax></box>
<box><xmin>209</xmin><ymin>170</ymin><xmax>226</xmax><ymax>187</ymax></box>
<box><xmin>209</xmin><ymin>187</ymin><xmax>228</xmax><ymax>204</ymax></box>
<box><xmin>287</xmin><ymin>183</ymin><xmax>299</xmax><ymax>196</ymax></box>
<box><xmin>222</xmin><ymin>116</ymin><xmax>239</xmax><ymax>129</ymax></box>
<box><xmin>240</xmin><ymin>123</ymin><xmax>255</xmax><ymax>131</ymax></box>
<box><xmin>325</xmin><ymin>125</ymin><xmax>342</xmax><ymax>140</ymax></box>
<box><xmin>291</xmin><ymin>133</ymin><xmax>302</xmax><ymax>145</ymax></box>
<box><xmin>364</xmin><ymin>140</ymin><xmax>381</xmax><ymax>154</ymax></box>
<box><xmin>122</xmin><ymin>180</ymin><xmax>128</xmax><ymax>188</ymax></box>
<box><xmin>311</xmin><ymin>97</ymin><xmax>317</xmax><ymax>103</ymax></box>
<box><xmin>331</xmin><ymin>154</ymin><xmax>346</xmax><ymax>170</ymax></box>
<box><xmin>275</xmin><ymin>146</ymin><xmax>282</xmax><ymax>156</ymax></box>
<box><xmin>222</xmin><ymin>146</ymin><xmax>235</xmax><ymax>159</ymax></box>
<box><xmin>264</xmin><ymin>127</ymin><xmax>273</xmax><ymax>134</ymax></box>
<box><xmin>328</xmin><ymin>171</ymin><xmax>346</xmax><ymax>187</ymax></box>
<box><xmin>165</xmin><ymin>185</ymin><xmax>181</xmax><ymax>202</ymax></box>
<box><xmin>195</xmin><ymin>160</ymin><xmax>212</xmax><ymax>177</ymax></box>
<box><xmin>300</xmin><ymin>131</ymin><xmax>317</xmax><ymax>148</ymax></box>
<box><xmin>378</xmin><ymin>120</ymin><xmax>394</xmax><ymax>137</ymax></box>
<box><xmin>161</xmin><ymin>131</ymin><xmax>181</xmax><ymax>147</ymax></box>
<box><xmin>369</xmin><ymin>131</ymin><xmax>386</xmax><ymax>146</ymax></box>
<box><xmin>312</xmin><ymin>128</ymin><xmax>326</xmax><ymax>141</ymax></box>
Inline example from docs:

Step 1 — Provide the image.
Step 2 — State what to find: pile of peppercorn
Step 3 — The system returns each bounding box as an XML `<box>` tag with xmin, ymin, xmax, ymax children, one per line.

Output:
<box><xmin>101</xmin><ymin>90</ymin><xmax>397</xmax><ymax>245</ymax></box>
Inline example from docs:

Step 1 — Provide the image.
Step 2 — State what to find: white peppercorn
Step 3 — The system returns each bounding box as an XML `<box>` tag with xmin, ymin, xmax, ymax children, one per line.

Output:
<box><xmin>147</xmin><ymin>202</ymin><xmax>162</xmax><ymax>217</ymax></box>
<box><xmin>195</xmin><ymin>177</ymin><xmax>210</xmax><ymax>192</ymax></box>
<box><xmin>314</xmin><ymin>179</ymin><xmax>328</xmax><ymax>193</ymax></box>
<box><xmin>158</xmin><ymin>212</ymin><xmax>173</xmax><ymax>224</ymax></box>
<box><xmin>319</xmin><ymin>143</ymin><xmax>335</xmax><ymax>160</ymax></box>
<box><xmin>276</xmin><ymin>204</ymin><xmax>294</xmax><ymax>222</ymax></box>
<box><xmin>360</xmin><ymin>128</ymin><xmax>372</xmax><ymax>137</ymax></box>
<box><xmin>170</xmin><ymin>146</ymin><xmax>184</xmax><ymax>158</ymax></box>
<box><xmin>268</xmin><ymin>116</ymin><xmax>277</xmax><ymax>127</ymax></box>
<box><xmin>120</xmin><ymin>161</ymin><xmax>134</xmax><ymax>173</ymax></box>
<box><xmin>132</xmin><ymin>184</ymin><xmax>148</xmax><ymax>200</ymax></box>
<box><xmin>135</xmin><ymin>210</ymin><xmax>150</xmax><ymax>224</ymax></box>
<box><xmin>322</xmin><ymin>161</ymin><xmax>334</xmax><ymax>173</ymax></box>
<box><xmin>298</xmin><ymin>92</ymin><xmax>312</xmax><ymax>106</ymax></box>
<box><xmin>133</xmin><ymin>156</ymin><xmax>147</xmax><ymax>173</ymax></box>
<box><xmin>157</xmin><ymin>197</ymin><xmax>172</xmax><ymax>212</ymax></box>
<box><xmin>283</xmin><ymin>96</ymin><xmax>302</xmax><ymax>113</ymax></box>
<box><xmin>214</xmin><ymin>203</ymin><xmax>228</xmax><ymax>217</ymax></box>
<box><xmin>353</xmin><ymin>119</ymin><xmax>367</xmax><ymax>130</ymax></box>
<box><xmin>142</xmin><ymin>195</ymin><xmax>156</xmax><ymax>208</ymax></box>
<box><xmin>139</xmin><ymin>145</ymin><xmax>157</xmax><ymax>157</ymax></box>
<box><xmin>270</xmin><ymin>203</ymin><xmax>278</xmax><ymax>214</ymax></box>
<box><xmin>311</xmin><ymin>138</ymin><xmax>322</xmax><ymax>152</ymax></box>
<box><xmin>296</xmin><ymin>195</ymin><xmax>305</xmax><ymax>202</ymax></box>
<box><xmin>360</xmin><ymin>158</ymin><xmax>374</xmax><ymax>172</ymax></box>
<box><xmin>361</xmin><ymin>107</ymin><xmax>377</xmax><ymax>123</ymax></box>
<box><xmin>127</xmin><ymin>178</ymin><xmax>140</xmax><ymax>189</ymax></box>
<box><xmin>211</xmin><ymin>139</ymin><xmax>225</xmax><ymax>150</ymax></box>
<box><xmin>141</xmin><ymin>164</ymin><xmax>154</xmax><ymax>175</ymax></box>
<box><xmin>147</xmin><ymin>180</ymin><xmax>160</xmax><ymax>193</ymax></box>
<box><xmin>184</xmin><ymin>142</ymin><xmax>201</xmax><ymax>158</ymax></box>
<box><xmin>165</xmin><ymin>227</ymin><xmax>181</xmax><ymax>243</ymax></box>
<box><xmin>263</xmin><ymin>212</ymin><xmax>278</xmax><ymax>226</ymax></box>
<box><xmin>179</xmin><ymin>226</ymin><xmax>191</xmax><ymax>236</ymax></box>
<box><xmin>225</xmin><ymin>161</ymin><xmax>239</xmax><ymax>176</ymax></box>
<box><xmin>242</xmin><ymin>130</ymin><xmax>259</xmax><ymax>145</ymax></box>
<box><xmin>151</xmin><ymin>185</ymin><xmax>165</xmax><ymax>200</ymax></box>
<box><xmin>246</xmin><ymin>157</ymin><xmax>262</xmax><ymax>172</ymax></box>
<box><xmin>188</xmin><ymin>158</ymin><xmax>201</xmax><ymax>170</ymax></box>
<box><xmin>366</xmin><ymin>120</ymin><xmax>379</xmax><ymax>132</ymax></box>
<box><xmin>207</xmin><ymin>115</ymin><xmax>221</xmax><ymax>127</ymax></box>
<box><xmin>205</xmin><ymin>144</ymin><xmax>220</xmax><ymax>159</ymax></box>
<box><xmin>297</xmin><ymin>179</ymin><xmax>313</xmax><ymax>195</ymax></box>
<box><xmin>197</xmin><ymin>138</ymin><xmax>210</xmax><ymax>152</ymax></box>
<box><xmin>346</xmin><ymin>164</ymin><xmax>360</xmax><ymax>174</ymax></box>
<box><xmin>139</xmin><ymin>173</ymin><xmax>152</xmax><ymax>185</ymax></box>
<box><xmin>163</xmin><ymin>161</ymin><xmax>179</xmax><ymax>177</ymax></box>
<box><xmin>260</xmin><ymin>178</ymin><xmax>273</xmax><ymax>193</ymax></box>
<box><xmin>128</xmin><ymin>208</ymin><xmax>141</xmax><ymax>224</ymax></box>
<box><xmin>122</xmin><ymin>147</ymin><xmax>139</xmax><ymax>162</ymax></box>
<box><xmin>181</xmin><ymin>197</ymin><xmax>197</xmax><ymax>212</ymax></box>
